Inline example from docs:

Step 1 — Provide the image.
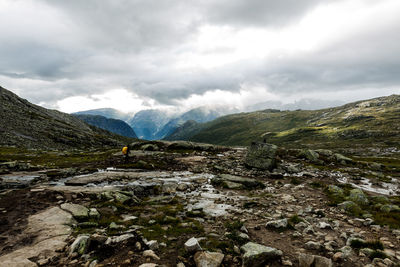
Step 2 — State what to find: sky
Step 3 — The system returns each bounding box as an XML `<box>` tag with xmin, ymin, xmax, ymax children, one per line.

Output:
<box><xmin>0</xmin><ymin>0</ymin><xmax>399</xmax><ymax>114</ymax></box>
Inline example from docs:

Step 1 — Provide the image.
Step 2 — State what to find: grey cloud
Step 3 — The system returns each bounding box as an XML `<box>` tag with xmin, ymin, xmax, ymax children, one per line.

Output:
<box><xmin>0</xmin><ymin>0</ymin><xmax>399</xmax><ymax>109</ymax></box>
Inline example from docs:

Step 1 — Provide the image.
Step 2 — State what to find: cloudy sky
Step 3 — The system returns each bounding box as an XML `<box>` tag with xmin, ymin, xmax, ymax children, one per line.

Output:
<box><xmin>0</xmin><ymin>0</ymin><xmax>399</xmax><ymax>113</ymax></box>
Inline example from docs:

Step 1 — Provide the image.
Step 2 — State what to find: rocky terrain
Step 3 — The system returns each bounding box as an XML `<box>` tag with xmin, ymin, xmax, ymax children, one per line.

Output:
<box><xmin>0</xmin><ymin>87</ymin><xmax>135</xmax><ymax>150</ymax></box>
<box><xmin>0</xmin><ymin>140</ymin><xmax>399</xmax><ymax>267</ymax></box>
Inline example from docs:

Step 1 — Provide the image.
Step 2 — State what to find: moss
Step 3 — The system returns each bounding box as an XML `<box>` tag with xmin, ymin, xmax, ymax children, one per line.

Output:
<box><xmin>309</xmin><ymin>181</ymin><xmax>324</xmax><ymax>189</ymax></box>
<box><xmin>369</xmin><ymin>250</ymin><xmax>388</xmax><ymax>260</ymax></box>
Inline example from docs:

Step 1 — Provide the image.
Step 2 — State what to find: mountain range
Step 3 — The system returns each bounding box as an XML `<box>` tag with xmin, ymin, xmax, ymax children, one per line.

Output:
<box><xmin>77</xmin><ymin>106</ymin><xmax>236</xmax><ymax>140</ymax></box>
<box><xmin>0</xmin><ymin>87</ymin><xmax>134</xmax><ymax>150</ymax></box>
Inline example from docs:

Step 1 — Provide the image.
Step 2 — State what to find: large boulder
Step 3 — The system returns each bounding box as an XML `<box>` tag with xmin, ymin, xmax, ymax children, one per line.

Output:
<box><xmin>194</xmin><ymin>251</ymin><xmax>224</xmax><ymax>267</ymax></box>
<box><xmin>244</xmin><ymin>143</ymin><xmax>277</xmax><ymax>171</ymax></box>
<box><xmin>241</xmin><ymin>242</ymin><xmax>282</xmax><ymax>267</ymax></box>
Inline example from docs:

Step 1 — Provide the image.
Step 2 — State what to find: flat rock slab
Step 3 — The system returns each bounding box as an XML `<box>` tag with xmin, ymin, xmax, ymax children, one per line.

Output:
<box><xmin>60</xmin><ymin>203</ymin><xmax>89</xmax><ymax>220</ymax></box>
<box><xmin>0</xmin><ymin>206</ymin><xmax>73</xmax><ymax>267</ymax></box>
<box><xmin>241</xmin><ymin>242</ymin><xmax>282</xmax><ymax>267</ymax></box>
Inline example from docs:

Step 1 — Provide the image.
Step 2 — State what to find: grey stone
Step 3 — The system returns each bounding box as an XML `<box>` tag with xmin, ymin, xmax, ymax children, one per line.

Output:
<box><xmin>88</xmin><ymin>208</ymin><xmax>100</xmax><ymax>219</ymax></box>
<box><xmin>194</xmin><ymin>251</ymin><xmax>224</xmax><ymax>267</ymax></box>
<box><xmin>245</xmin><ymin>143</ymin><xmax>277</xmax><ymax>171</ymax></box>
<box><xmin>305</xmin><ymin>241</ymin><xmax>321</xmax><ymax>250</ymax></box>
<box><xmin>265</xmin><ymin>218</ymin><xmax>288</xmax><ymax>229</ymax></box>
<box><xmin>314</xmin><ymin>255</ymin><xmax>332</xmax><ymax>267</ymax></box>
<box><xmin>298</xmin><ymin>253</ymin><xmax>314</xmax><ymax>267</ymax></box>
<box><xmin>70</xmin><ymin>235</ymin><xmax>90</xmax><ymax>255</ymax></box>
<box><xmin>185</xmin><ymin>237</ymin><xmax>202</xmax><ymax>253</ymax></box>
<box><xmin>143</xmin><ymin>250</ymin><xmax>160</xmax><ymax>260</ymax></box>
<box><xmin>240</xmin><ymin>242</ymin><xmax>282</xmax><ymax>267</ymax></box>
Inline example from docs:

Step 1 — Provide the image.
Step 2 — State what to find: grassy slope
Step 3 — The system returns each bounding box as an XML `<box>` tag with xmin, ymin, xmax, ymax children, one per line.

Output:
<box><xmin>167</xmin><ymin>95</ymin><xmax>400</xmax><ymax>149</ymax></box>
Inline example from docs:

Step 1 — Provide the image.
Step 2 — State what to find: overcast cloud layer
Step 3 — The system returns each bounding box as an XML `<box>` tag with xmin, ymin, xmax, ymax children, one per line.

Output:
<box><xmin>0</xmin><ymin>0</ymin><xmax>399</xmax><ymax>113</ymax></box>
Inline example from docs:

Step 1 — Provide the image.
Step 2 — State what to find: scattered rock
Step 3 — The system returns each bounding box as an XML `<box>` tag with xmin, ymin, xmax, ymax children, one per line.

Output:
<box><xmin>265</xmin><ymin>218</ymin><xmax>288</xmax><ymax>229</ymax></box>
<box><xmin>60</xmin><ymin>203</ymin><xmax>89</xmax><ymax>220</ymax></box>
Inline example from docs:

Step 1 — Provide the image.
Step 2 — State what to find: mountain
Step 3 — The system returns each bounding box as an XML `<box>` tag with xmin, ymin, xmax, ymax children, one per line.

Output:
<box><xmin>73</xmin><ymin>108</ymin><xmax>131</xmax><ymax>121</ymax></box>
<box><xmin>165</xmin><ymin>95</ymin><xmax>400</xmax><ymax>149</ymax></box>
<box><xmin>127</xmin><ymin>109</ymin><xmax>172</xmax><ymax>140</ymax></box>
<box><xmin>0</xmin><ymin>86</ymin><xmax>134</xmax><ymax>149</ymax></box>
<box><xmin>73</xmin><ymin>114</ymin><xmax>137</xmax><ymax>138</ymax></box>
<box><xmin>155</xmin><ymin>106</ymin><xmax>227</xmax><ymax>140</ymax></box>
<box><xmin>245</xmin><ymin>98</ymin><xmax>345</xmax><ymax>112</ymax></box>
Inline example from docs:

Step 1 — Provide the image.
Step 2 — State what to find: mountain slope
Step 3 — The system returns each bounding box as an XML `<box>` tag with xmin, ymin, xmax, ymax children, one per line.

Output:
<box><xmin>73</xmin><ymin>114</ymin><xmax>137</xmax><ymax>138</ymax></box>
<box><xmin>73</xmin><ymin>108</ymin><xmax>131</xmax><ymax>121</ymax></box>
<box><xmin>0</xmin><ymin>87</ymin><xmax>134</xmax><ymax>149</ymax></box>
<box><xmin>127</xmin><ymin>109</ymin><xmax>172</xmax><ymax>140</ymax></box>
<box><xmin>166</xmin><ymin>95</ymin><xmax>400</xmax><ymax>149</ymax></box>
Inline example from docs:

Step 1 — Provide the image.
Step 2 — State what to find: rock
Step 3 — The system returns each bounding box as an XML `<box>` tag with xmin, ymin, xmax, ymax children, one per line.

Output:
<box><xmin>305</xmin><ymin>241</ymin><xmax>321</xmax><ymax>250</ymax></box>
<box><xmin>109</xmin><ymin>222</ymin><xmax>124</xmax><ymax>230</ymax></box>
<box><xmin>339</xmin><ymin>246</ymin><xmax>353</xmax><ymax>258</ymax></box>
<box><xmin>177</xmin><ymin>263</ymin><xmax>185</xmax><ymax>267</ymax></box>
<box><xmin>138</xmin><ymin>264</ymin><xmax>158</xmax><ymax>267</ymax></box>
<box><xmin>298</xmin><ymin>149</ymin><xmax>320</xmax><ymax>163</ymax></box>
<box><xmin>265</xmin><ymin>218</ymin><xmax>288</xmax><ymax>229</ymax></box>
<box><xmin>146</xmin><ymin>240</ymin><xmax>159</xmax><ymax>250</ymax></box>
<box><xmin>334</xmin><ymin>153</ymin><xmax>353</xmax><ymax>164</ymax></box>
<box><xmin>244</xmin><ymin>143</ymin><xmax>277</xmax><ymax>171</ymax></box>
<box><xmin>318</xmin><ymin>222</ymin><xmax>333</xmax><ymax>230</ymax></box>
<box><xmin>88</xmin><ymin>208</ymin><xmax>100</xmax><ymax>219</ymax></box>
<box><xmin>380</xmin><ymin>204</ymin><xmax>400</xmax><ymax>213</ymax></box>
<box><xmin>113</xmin><ymin>192</ymin><xmax>132</xmax><ymax>204</ymax></box>
<box><xmin>303</xmin><ymin>225</ymin><xmax>315</xmax><ymax>235</ymax></box>
<box><xmin>360</xmin><ymin>248</ymin><xmax>374</xmax><ymax>256</ymax></box>
<box><xmin>338</xmin><ymin>201</ymin><xmax>361</xmax><ymax>215</ymax></box>
<box><xmin>60</xmin><ymin>203</ymin><xmax>89</xmax><ymax>220</ymax></box>
<box><xmin>89</xmin><ymin>260</ymin><xmax>98</xmax><ymax>267</ymax></box>
<box><xmin>70</xmin><ymin>235</ymin><xmax>90</xmax><ymax>255</ymax></box>
<box><xmin>213</xmin><ymin>174</ymin><xmax>264</xmax><ymax>189</ymax></box>
<box><xmin>141</xmin><ymin>144</ymin><xmax>159</xmax><ymax>151</ymax></box>
<box><xmin>143</xmin><ymin>250</ymin><xmax>160</xmax><ymax>260</ymax></box>
<box><xmin>185</xmin><ymin>237</ymin><xmax>202</xmax><ymax>253</ymax></box>
<box><xmin>177</xmin><ymin>183</ymin><xmax>189</xmax><ymax>191</ymax></box>
<box><xmin>348</xmin><ymin>189</ymin><xmax>369</xmax><ymax>205</ymax></box>
<box><xmin>240</xmin><ymin>242</ymin><xmax>282</xmax><ymax>267</ymax></box>
<box><xmin>298</xmin><ymin>254</ymin><xmax>315</xmax><ymax>267</ymax></box>
<box><xmin>105</xmin><ymin>234</ymin><xmax>134</xmax><ymax>245</ymax></box>
<box><xmin>327</xmin><ymin>185</ymin><xmax>344</xmax><ymax>197</ymax></box>
<box><xmin>314</xmin><ymin>255</ymin><xmax>332</xmax><ymax>267</ymax></box>
<box><xmin>332</xmin><ymin>252</ymin><xmax>343</xmax><ymax>262</ymax></box>
<box><xmin>298</xmin><ymin>254</ymin><xmax>332</xmax><ymax>267</ymax></box>
<box><xmin>194</xmin><ymin>251</ymin><xmax>224</xmax><ymax>267</ymax></box>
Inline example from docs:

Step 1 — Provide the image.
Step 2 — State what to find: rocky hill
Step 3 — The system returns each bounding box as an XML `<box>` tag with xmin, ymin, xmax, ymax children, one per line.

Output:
<box><xmin>166</xmin><ymin>95</ymin><xmax>400</xmax><ymax>149</ymax></box>
<box><xmin>0</xmin><ymin>86</ymin><xmax>134</xmax><ymax>149</ymax></box>
<box><xmin>73</xmin><ymin>114</ymin><xmax>138</xmax><ymax>138</ymax></box>
<box><xmin>128</xmin><ymin>109</ymin><xmax>173</xmax><ymax>140</ymax></box>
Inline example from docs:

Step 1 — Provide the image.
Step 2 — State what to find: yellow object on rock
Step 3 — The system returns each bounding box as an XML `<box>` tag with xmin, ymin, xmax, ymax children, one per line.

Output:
<box><xmin>122</xmin><ymin>146</ymin><xmax>128</xmax><ymax>155</ymax></box>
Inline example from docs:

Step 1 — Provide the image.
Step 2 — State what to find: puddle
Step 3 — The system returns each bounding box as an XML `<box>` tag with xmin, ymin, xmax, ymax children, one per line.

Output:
<box><xmin>337</xmin><ymin>176</ymin><xmax>399</xmax><ymax>196</ymax></box>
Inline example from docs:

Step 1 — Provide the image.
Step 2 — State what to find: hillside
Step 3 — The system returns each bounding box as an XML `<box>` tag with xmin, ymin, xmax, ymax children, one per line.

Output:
<box><xmin>166</xmin><ymin>95</ymin><xmax>400</xmax><ymax>149</ymax></box>
<box><xmin>73</xmin><ymin>114</ymin><xmax>138</xmax><ymax>138</ymax></box>
<box><xmin>0</xmin><ymin>87</ymin><xmax>134</xmax><ymax>149</ymax></box>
